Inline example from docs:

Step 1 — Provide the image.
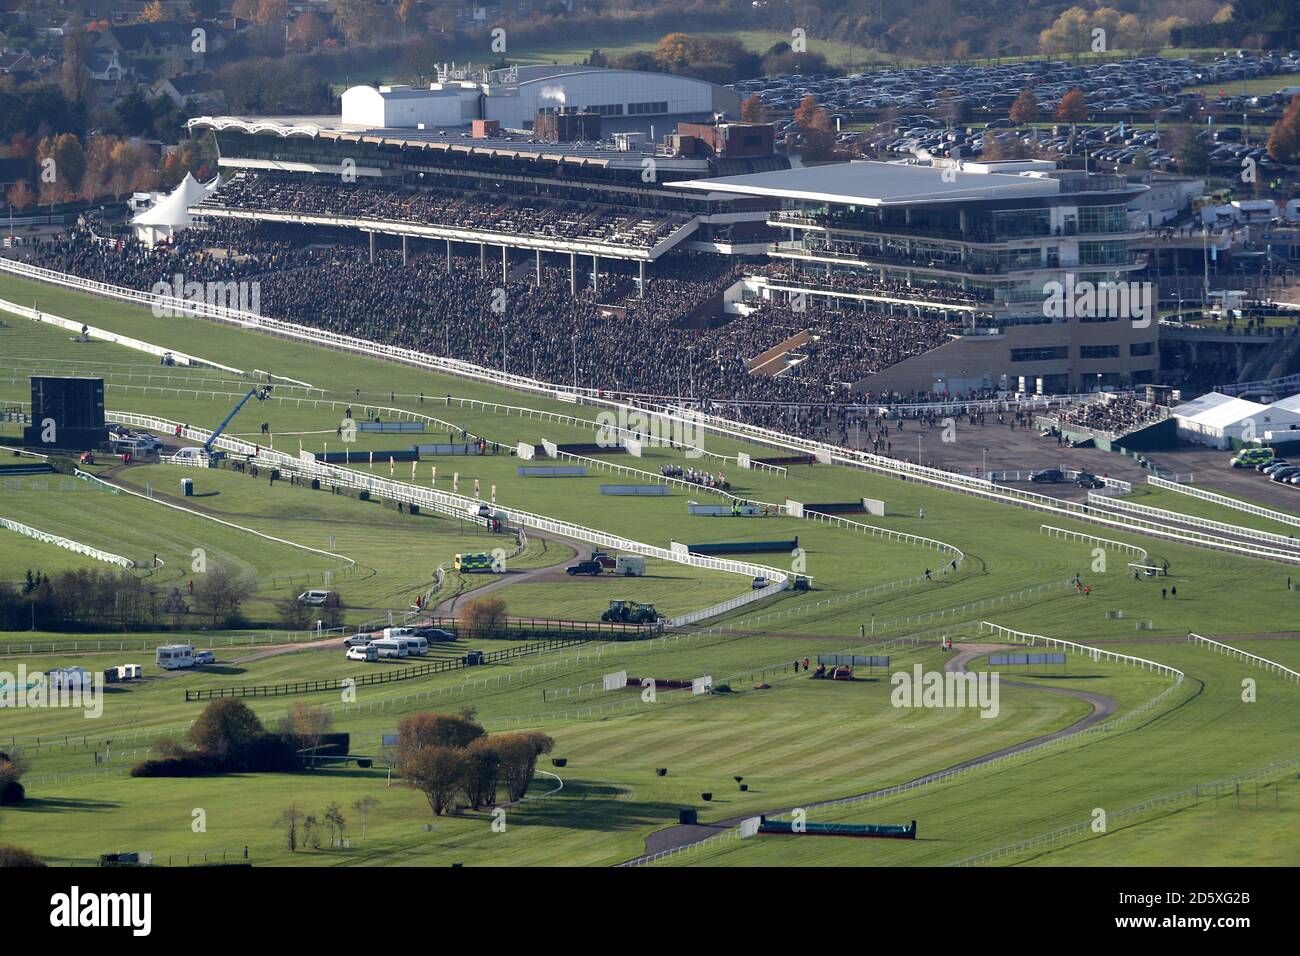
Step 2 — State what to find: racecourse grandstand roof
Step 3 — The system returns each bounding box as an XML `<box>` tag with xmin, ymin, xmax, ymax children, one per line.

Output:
<box><xmin>668</xmin><ymin>160</ymin><xmax>1066</xmax><ymax>206</ymax></box>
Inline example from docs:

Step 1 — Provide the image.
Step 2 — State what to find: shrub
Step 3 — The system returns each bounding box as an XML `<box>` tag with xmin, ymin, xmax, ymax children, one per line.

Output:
<box><xmin>0</xmin><ymin>780</ymin><xmax>25</xmax><ymax>805</ymax></box>
<box><xmin>459</xmin><ymin>596</ymin><xmax>507</xmax><ymax>638</ymax></box>
<box><xmin>0</xmin><ymin>845</ymin><xmax>44</xmax><ymax>867</ymax></box>
<box><xmin>130</xmin><ymin>754</ymin><xmax>216</xmax><ymax>777</ymax></box>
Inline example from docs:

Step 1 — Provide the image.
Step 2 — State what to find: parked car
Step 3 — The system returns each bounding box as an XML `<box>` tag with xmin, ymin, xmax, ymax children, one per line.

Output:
<box><xmin>345</xmin><ymin>633</ymin><xmax>374</xmax><ymax>647</ymax></box>
<box><xmin>1075</xmin><ymin>472</ymin><xmax>1105</xmax><ymax>488</ymax></box>
<box><xmin>193</xmin><ymin>650</ymin><xmax>215</xmax><ymax>665</ymax></box>
<box><xmin>1029</xmin><ymin>469</ymin><xmax>1064</xmax><ymax>483</ymax></box>
<box><xmin>414</xmin><ymin>627</ymin><xmax>455</xmax><ymax>642</ymax></box>
<box><xmin>566</xmin><ymin>560</ymin><xmax>604</xmax><ymax>576</ymax></box>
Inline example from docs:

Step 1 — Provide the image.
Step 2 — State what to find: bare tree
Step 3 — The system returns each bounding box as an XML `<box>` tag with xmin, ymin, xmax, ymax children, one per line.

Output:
<box><xmin>351</xmin><ymin>796</ymin><xmax>379</xmax><ymax>840</ymax></box>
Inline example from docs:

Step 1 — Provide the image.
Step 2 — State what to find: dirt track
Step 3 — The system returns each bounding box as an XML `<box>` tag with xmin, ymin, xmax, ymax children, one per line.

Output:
<box><xmin>622</xmin><ymin>642</ymin><xmax>1118</xmax><ymax>864</ymax></box>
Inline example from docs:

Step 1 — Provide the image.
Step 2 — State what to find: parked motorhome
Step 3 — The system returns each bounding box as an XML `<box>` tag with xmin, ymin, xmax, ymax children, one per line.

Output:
<box><xmin>156</xmin><ymin>644</ymin><xmax>195</xmax><ymax>669</ymax></box>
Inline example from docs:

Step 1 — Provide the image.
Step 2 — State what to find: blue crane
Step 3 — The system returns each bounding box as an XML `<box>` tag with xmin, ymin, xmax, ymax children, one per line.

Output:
<box><xmin>203</xmin><ymin>387</ymin><xmax>259</xmax><ymax>455</ymax></box>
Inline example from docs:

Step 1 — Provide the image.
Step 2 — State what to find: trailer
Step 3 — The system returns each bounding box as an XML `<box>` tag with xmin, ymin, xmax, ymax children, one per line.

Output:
<box><xmin>615</xmin><ymin>555</ymin><xmax>646</xmax><ymax>576</ymax></box>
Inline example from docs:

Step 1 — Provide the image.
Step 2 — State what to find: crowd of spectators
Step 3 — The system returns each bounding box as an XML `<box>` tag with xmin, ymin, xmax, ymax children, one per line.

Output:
<box><xmin>199</xmin><ymin>173</ymin><xmax>688</xmax><ymax>251</ymax></box>
<box><xmin>1054</xmin><ymin>395</ymin><xmax>1167</xmax><ymax>435</ymax></box>
<box><xmin>12</xmin><ymin>213</ymin><xmax>1010</xmax><ymax>441</ymax></box>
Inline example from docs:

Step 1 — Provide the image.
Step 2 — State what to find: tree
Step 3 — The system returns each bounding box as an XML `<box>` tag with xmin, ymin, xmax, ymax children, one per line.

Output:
<box><xmin>463</xmin><ymin>737</ymin><xmax>502</xmax><ymax>809</ymax></box>
<box><xmin>351</xmin><ymin>796</ymin><xmax>379</xmax><ymax>840</ymax></box>
<box><xmin>323</xmin><ymin>802</ymin><xmax>347</xmax><ymax>846</ymax></box>
<box><xmin>1009</xmin><ymin>89</ymin><xmax>1040</xmax><ymax>126</ymax></box>
<box><xmin>333</xmin><ymin>0</ymin><xmax>389</xmax><ymax>47</ymax></box>
<box><xmin>278</xmin><ymin>703</ymin><xmax>332</xmax><ymax>765</ymax></box>
<box><xmin>278</xmin><ymin>804</ymin><xmax>302</xmax><ymax>852</ymax></box>
<box><xmin>1040</xmin><ymin>7</ymin><xmax>1092</xmax><ymax>60</ymax></box>
<box><xmin>1177</xmin><ymin>135</ymin><xmax>1211</xmax><ymax>175</ymax></box>
<box><xmin>5</xmin><ymin>180</ymin><xmax>35</xmax><ymax>211</ymax></box>
<box><xmin>740</xmin><ymin>94</ymin><xmax>768</xmax><ymax>124</ymax></box>
<box><xmin>287</xmin><ymin>11</ymin><xmax>329</xmax><ymax>51</ymax></box>
<box><xmin>584</xmin><ymin>49</ymin><xmax>608</xmax><ymax>68</ymax></box>
<box><xmin>141</xmin><ymin>1</ymin><xmax>166</xmax><ymax>22</ymax></box>
<box><xmin>191</xmin><ymin>565</ymin><xmax>254</xmax><ymax>627</ymax></box>
<box><xmin>1056</xmin><ymin>88</ymin><xmax>1088</xmax><ymax>123</ymax></box>
<box><xmin>403</xmin><ymin>745</ymin><xmax>469</xmax><ymax>816</ymax></box>
<box><xmin>60</xmin><ymin>14</ymin><xmax>93</xmax><ymax>108</ymax></box>
<box><xmin>397</xmin><ymin>712</ymin><xmax>484</xmax><ymax>767</ymax></box>
<box><xmin>793</xmin><ymin>94</ymin><xmax>835</xmax><ymax>161</ymax></box>
<box><xmin>459</xmin><ymin>596</ymin><xmax>506</xmax><ymax>639</ymax></box>
<box><xmin>1267</xmin><ymin>96</ymin><xmax>1300</xmax><ymax>164</ymax></box>
<box><xmin>38</xmin><ymin>133</ymin><xmax>86</xmax><ymax>195</ymax></box>
<box><xmin>496</xmin><ymin>732</ymin><xmax>553</xmax><ymax>802</ymax></box>
<box><xmin>188</xmin><ymin>698</ymin><xmax>264</xmax><ymax>766</ymax></box>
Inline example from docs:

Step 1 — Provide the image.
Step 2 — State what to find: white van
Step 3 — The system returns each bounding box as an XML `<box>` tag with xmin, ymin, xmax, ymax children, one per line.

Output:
<box><xmin>369</xmin><ymin>639</ymin><xmax>408</xmax><ymax>659</ymax></box>
<box><xmin>156</xmin><ymin>644</ymin><xmax>195</xmax><ymax>669</ymax></box>
<box><xmin>397</xmin><ymin>635</ymin><xmax>428</xmax><ymax>656</ymax></box>
<box><xmin>173</xmin><ymin>446</ymin><xmax>208</xmax><ymax>462</ymax></box>
<box><xmin>383</xmin><ymin>626</ymin><xmax>416</xmax><ymax>641</ymax></box>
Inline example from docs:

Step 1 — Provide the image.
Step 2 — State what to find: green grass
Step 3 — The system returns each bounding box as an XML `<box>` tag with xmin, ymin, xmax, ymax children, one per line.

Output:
<box><xmin>664</xmin><ymin>641</ymin><xmax>1300</xmax><ymax>866</ymax></box>
<box><xmin>4</xmin><ymin>269</ymin><xmax>1300</xmax><ymax>866</ymax></box>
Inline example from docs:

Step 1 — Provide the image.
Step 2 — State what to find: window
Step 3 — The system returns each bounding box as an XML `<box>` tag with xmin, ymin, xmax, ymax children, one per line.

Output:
<box><xmin>586</xmin><ymin>103</ymin><xmax>624</xmax><ymax>116</ymax></box>
<box><xmin>1080</xmin><ymin>344</ymin><xmax>1120</xmax><ymax>359</ymax></box>
<box><xmin>628</xmin><ymin>101</ymin><xmax>669</xmax><ymax>115</ymax></box>
<box><xmin>1011</xmin><ymin>347</ymin><xmax>1069</xmax><ymax>362</ymax></box>
<box><xmin>1130</xmin><ymin>342</ymin><xmax>1154</xmax><ymax>356</ymax></box>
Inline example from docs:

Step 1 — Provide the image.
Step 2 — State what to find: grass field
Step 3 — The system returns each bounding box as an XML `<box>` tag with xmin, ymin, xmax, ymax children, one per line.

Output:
<box><xmin>2</xmin><ymin>272</ymin><xmax>1300</xmax><ymax>867</ymax></box>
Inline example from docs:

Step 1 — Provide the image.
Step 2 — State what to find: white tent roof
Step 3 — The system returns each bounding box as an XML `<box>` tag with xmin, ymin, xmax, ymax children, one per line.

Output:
<box><xmin>1176</xmin><ymin>394</ymin><xmax>1270</xmax><ymax>430</ymax></box>
<box><xmin>1172</xmin><ymin>391</ymin><xmax>1236</xmax><ymax>421</ymax></box>
<box><xmin>131</xmin><ymin>173</ymin><xmax>215</xmax><ymax>228</ymax></box>
<box><xmin>1267</xmin><ymin>391</ymin><xmax>1300</xmax><ymax>413</ymax></box>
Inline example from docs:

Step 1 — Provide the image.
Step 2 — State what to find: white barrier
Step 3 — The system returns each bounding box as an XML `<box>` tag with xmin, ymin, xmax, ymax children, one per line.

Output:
<box><xmin>0</xmin><ymin>515</ymin><xmax>134</xmax><ymax>568</ymax></box>
<box><xmin>7</xmin><ymin>258</ymin><xmax>1283</xmax><ymax>569</ymax></box>
<box><xmin>978</xmin><ymin>621</ymin><xmax>1185</xmax><ymax>682</ymax></box>
<box><xmin>1040</xmin><ymin>525</ymin><xmax>1148</xmax><ymax>561</ymax></box>
<box><xmin>1091</xmin><ymin>493</ymin><xmax>1300</xmax><ymax>552</ymax></box>
<box><xmin>110</xmin><ymin>410</ymin><xmax>789</xmax><ymax>621</ymax></box>
<box><xmin>1186</xmin><ymin>633</ymin><xmax>1300</xmax><ymax>683</ymax></box>
<box><xmin>1147</xmin><ymin>476</ymin><xmax>1300</xmax><ymax>530</ymax></box>
<box><xmin>0</xmin><ymin>295</ymin><xmax>238</xmax><ymax>373</ymax></box>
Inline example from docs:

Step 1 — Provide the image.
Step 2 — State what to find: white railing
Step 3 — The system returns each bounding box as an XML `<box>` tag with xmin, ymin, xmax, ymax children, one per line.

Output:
<box><xmin>11</xmin><ymin>257</ymin><xmax>1288</xmax><ymax>569</ymax></box>
<box><xmin>0</xmin><ymin>295</ymin><xmax>240</xmax><ymax>373</ymax></box>
<box><xmin>0</xmin><ymin>515</ymin><xmax>134</xmax><ymax>568</ymax></box>
<box><xmin>1186</xmin><ymin>632</ymin><xmax>1300</xmax><ymax>683</ymax></box>
<box><xmin>1091</xmin><ymin>493</ymin><xmax>1300</xmax><ymax>551</ymax></box>
<box><xmin>1147</xmin><ymin>475</ymin><xmax>1300</xmax><ymax>530</ymax></box>
<box><xmin>110</xmin><ymin>410</ymin><xmax>788</xmax><ymax>622</ymax></box>
<box><xmin>78</xmin><ymin>469</ymin><xmax>357</xmax><ymax>572</ymax></box>
<box><xmin>979</xmin><ymin>621</ymin><xmax>1185</xmax><ymax>682</ymax></box>
<box><xmin>1039</xmin><ymin>525</ymin><xmax>1148</xmax><ymax>561</ymax></box>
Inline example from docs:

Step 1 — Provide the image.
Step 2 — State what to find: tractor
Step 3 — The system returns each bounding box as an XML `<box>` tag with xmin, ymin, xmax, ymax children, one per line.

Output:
<box><xmin>601</xmin><ymin>600</ymin><xmax>659</xmax><ymax>624</ymax></box>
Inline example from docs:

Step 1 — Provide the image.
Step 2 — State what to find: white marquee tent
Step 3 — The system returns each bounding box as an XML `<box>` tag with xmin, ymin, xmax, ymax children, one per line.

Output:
<box><xmin>131</xmin><ymin>173</ymin><xmax>218</xmax><ymax>247</ymax></box>
<box><xmin>1173</xmin><ymin>391</ymin><xmax>1300</xmax><ymax>448</ymax></box>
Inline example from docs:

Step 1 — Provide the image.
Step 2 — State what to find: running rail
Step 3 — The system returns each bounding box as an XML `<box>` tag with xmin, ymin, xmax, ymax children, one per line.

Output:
<box><xmin>1186</xmin><ymin>632</ymin><xmax>1300</xmax><ymax>683</ymax></box>
<box><xmin>5</xmin><ymin>258</ymin><xmax>1294</xmax><ymax>566</ymax></box>
<box><xmin>105</xmin><ymin>411</ymin><xmax>791</xmax><ymax>622</ymax></box>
